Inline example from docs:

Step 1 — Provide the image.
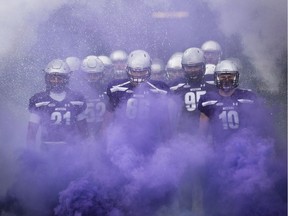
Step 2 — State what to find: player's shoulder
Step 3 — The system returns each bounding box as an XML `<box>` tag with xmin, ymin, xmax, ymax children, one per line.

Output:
<box><xmin>201</xmin><ymin>88</ymin><xmax>219</xmax><ymax>100</ymax></box>
<box><xmin>169</xmin><ymin>77</ymin><xmax>186</xmax><ymax>87</ymax></box>
<box><xmin>203</xmin><ymin>82</ymin><xmax>217</xmax><ymax>91</ymax></box>
<box><xmin>107</xmin><ymin>78</ymin><xmax>132</xmax><ymax>93</ymax></box>
<box><xmin>107</xmin><ymin>78</ymin><xmax>130</xmax><ymax>87</ymax></box>
<box><xmin>148</xmin><ymin>79</ymin><xmax>169</xmax><ymax>90</ymax></box>
<box><xmin>29</xmin><ymin>91</ymin><xmax>49</xmax><ymax>101</ymax></box>
<box><xmin>235</xmin><ymin>88</ymin><xmax>257</xmax><ymax>99</ymax></box>
<box><xmin>169</xmin><ymin>77</ymin><xmax>187</xmax><ymax>91</ymax></box>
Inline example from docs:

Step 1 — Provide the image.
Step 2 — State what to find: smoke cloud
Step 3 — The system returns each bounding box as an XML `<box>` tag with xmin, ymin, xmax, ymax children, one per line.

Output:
<box><xmin>0</xmin><ymin>0</ymin><xmax>286</xmax><ymax>215</ymax></box>
<box><xmin>203</xmin><ymin>0</ymin><xmax>287</xmax><ymax>92</ymax></box>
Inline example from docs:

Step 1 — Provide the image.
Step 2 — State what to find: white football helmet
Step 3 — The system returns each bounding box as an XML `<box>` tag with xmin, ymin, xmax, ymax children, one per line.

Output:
<box><xmin>44</xmin><ymin>59</ymin><xmax>71</xmax><ymax>92</ymax></box>
<box><xmin>98</xmin><ymin>55</ymin><xmax>113</xmax><ymax>68</ymax></box>
<box><xmin>110</xmin><ymin>50</ymin><xmax>128</xmax><ymax>79</ymax></box>
<box><xmin>226</xmin><ymin>57</ymin><xmax>243</xmax><ymax>71</ymax></box>
<box><xmin>181</xmin><ymin>47</ymin><xmax>205</xmax><ymax>81</ymax></box>
<box><xmin>126</xmin><ymin>50</ymin><xmax>151</xmax><ymax>84</ymax></box>
<box><xmin>110</xmin><ymin>50</ymin><xmax>128</xmax><ymax>62</ymax></box>
<box><xmin>151</xmin><ymin>58</ymin><xmax>166</xmax><ymax>81</ymax></box>
<box><xmin>166</xmin><ymin>53</ymin><xmax>184</xmax><ymax>81</ymax></box>
<box><xmin>214</xmin><ymin>59</ymin><xmax>239</xmax><ymax>91</ymax></box>
<box><xmin>81</xmin><ymin>55</ymin><xmax>105</xmax><ymax>83</ymax></box>
<box><xmin>201</xmin><ymin>40</ymin><xmax>222</xmax><ymax>65</ymax></box>
<box><xmin>65</xmin><ymin>56</ymin><xmax>81</xmax><ymax>72</ymax></box>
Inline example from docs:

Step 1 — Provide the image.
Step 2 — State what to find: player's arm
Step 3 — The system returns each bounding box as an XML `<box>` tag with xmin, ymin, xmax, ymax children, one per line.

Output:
<box><xmin>197</xmin><ymin>94</ymin><xmax>210</xmax><ymax>139</ymax></box>
<box><xmin>26</xmin><ymin>113</ymin><xmax>40</xmax><ymax>149</ymax></box>
<box><xmin>76</xmin><ymin>110</ymin><xmax>89</xmax><ymax>140</ymax></box>
<box><xmin>198</xmin><ymin>112</ymin><xmax>210</xmax><ymax>136</ymax></box>
<box><xmin>99</xmin><ymin>85</ymin><xmax>117</xmax><ymax>134</ymax></box>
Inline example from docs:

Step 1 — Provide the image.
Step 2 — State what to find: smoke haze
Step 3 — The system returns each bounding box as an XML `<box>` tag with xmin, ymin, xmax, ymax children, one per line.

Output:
<box><xmin>0</xmin><ymin>0</ymin><xmax>286</xmax><ymax>215</ymax></box>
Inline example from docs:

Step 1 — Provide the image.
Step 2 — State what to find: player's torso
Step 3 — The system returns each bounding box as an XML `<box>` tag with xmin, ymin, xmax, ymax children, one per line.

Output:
<box><xmin>170</xmin><ymin>79</ymin><xmax>214</xmax><ymax>132</ymax></box>
<box><xmin>82</xmin><ymin>87</ymin><xmax>108</xmax><ymax>124</ymax></box>
<box><xmin>110</xmin><ymin>80</ymin><xmax>168</xmax><ymax>122</ymax></box>
<box><xmin>33</xmin><ymin>92</ymin><xmax>85</xmax><ymax>143</ymax></box>
<box><xmin>203</xmin><ymin>89</ymin><xmax>255</xmax><ymax>141</ymax></box>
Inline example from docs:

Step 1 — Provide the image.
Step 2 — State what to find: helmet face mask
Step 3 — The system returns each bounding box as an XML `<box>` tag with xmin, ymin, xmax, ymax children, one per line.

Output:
<box><xmin>44</xmin><ymin>59</ymin><xmax>71</xmax><ymax>92</ymax></box>
<box><xmin>166</xmin><ymin>53</ymin><xmax>184</xmax><ymax>81</ymax></box>
<box><xmin>85</xmin><ymin>73</ymin><xmax>104</xmax><ymax>83</ymax></box>
<box><xmin>113</xmin><ymin>60</ymin><xmax>127</xmax><ymax>79</ymax></box>
<box><xmin>215</xmin><ymin>72</ymin><xmax>239</xmax><ymax>92</ymax></box>
<box><xmin>183</xmin><ymin>63</ymin><xmax>205</xmax><ymax>81</ymax></box>
<box><xmin>166</xmin><ymin>69</ymin><xmax>184</xmax><ymax>81</ymax></box>
<box><xmin>45</xmin><ymin>73</ymin><xmax>70</xmax><ymax>92</ymax></box>
<box><xmin>182</xmin><ymin>47</ymin><xmax>205</xmax><ymax>82</ymax></box>
<box><xmin>127</xmin><ymin>67</ymin><xmax>150</xmax><ymax>84</ymax></box>
<box><xmin>214</xmin><ymin>60</ymin><xmax>239</xmax><ymax>92</ymax></box>
<box><xmin>203</xmin><ymin>51</ymin><xmax>221</xmax><ymax>65</ymax></box>
<box><xmin>201</xmin><ymin>40</ymin><xmax>222</xmax><ymax>65</ymax></box>
<box><xmin>81</xmin><ymin>55</ymin><xmax>105</xmax><ymax>86</ymax></box>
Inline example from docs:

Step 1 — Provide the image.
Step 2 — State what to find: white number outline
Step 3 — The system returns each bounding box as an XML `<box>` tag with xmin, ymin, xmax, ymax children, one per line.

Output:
<box><xmin>219</xmin><ymin>110</ymin><xmax>239</xmax><ymax>130</ymax></box>
<box><xmin>184</xmin><ymin>90</ymin><xmax>206</xmax><ymax>111</ymax></box>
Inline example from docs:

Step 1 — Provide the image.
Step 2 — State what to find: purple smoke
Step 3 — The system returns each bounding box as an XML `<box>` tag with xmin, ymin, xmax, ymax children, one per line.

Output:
<box><xmin>0</xmin><ymin>0</ymin><xmax>286</xmax><ymax>216</ymax></box>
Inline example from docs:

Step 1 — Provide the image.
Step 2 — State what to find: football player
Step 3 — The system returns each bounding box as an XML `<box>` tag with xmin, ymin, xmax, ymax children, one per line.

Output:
<box><xmin>198</xmin><ymin>59</ymin><xmax>270</xmax><ymax>145</ymax></box>
<box><xmin>98</xmin><ymin>55</ymin><xmax>114</xmax><ymax>85</ymax></box>
<box><xmin>165</xmin><ymin>52</ymin><xmax>184</xmax><ymax>84</ymax></box>
<box><xmin>150</xmin><ymin>58</ymin><xmax>167</xmax><ymax>82</ymax></box>
<box><xmin>65</xmin><ymin>56</ymin><xmax>84</xmax><ymax>91</ymax></box>
<box><xmin>109</xmin><ymin>49</ymin><xmax>128</xmax><ymax>79</ymax></box>
<box><xmin>26</xmin><ymin>59</ymin><xmax>88</xmax><ymax>150</ymax></box>
<box><xmin>105</xmin><ymin>50</ymin><xmax>170</xmax><ymax>153</ymax></box>
<box><xmin>80</xmin><ymin>55</ymin><xmax>109</xmax><ymax>139</ymax></box>
<box><xmin>169</xmin><ymin>47</ymin><xmax>215</xmax><ymax>135</ymax></box>
<box><xmin>201</xmin><ymin>40</ymin><xmax>222</xmax><ymax>85</ymax></box>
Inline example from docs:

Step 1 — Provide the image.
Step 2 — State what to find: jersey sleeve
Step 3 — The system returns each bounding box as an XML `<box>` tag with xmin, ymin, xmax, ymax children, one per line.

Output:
<box><xmin>198</xmin><ymin>94</ymin><xmax>209</xmax><ymax>116</ymax></box>
<box><xmin>28</xmin><ymin>94</ymin><xmax>42</xmax><ymax>114</ymax></box>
